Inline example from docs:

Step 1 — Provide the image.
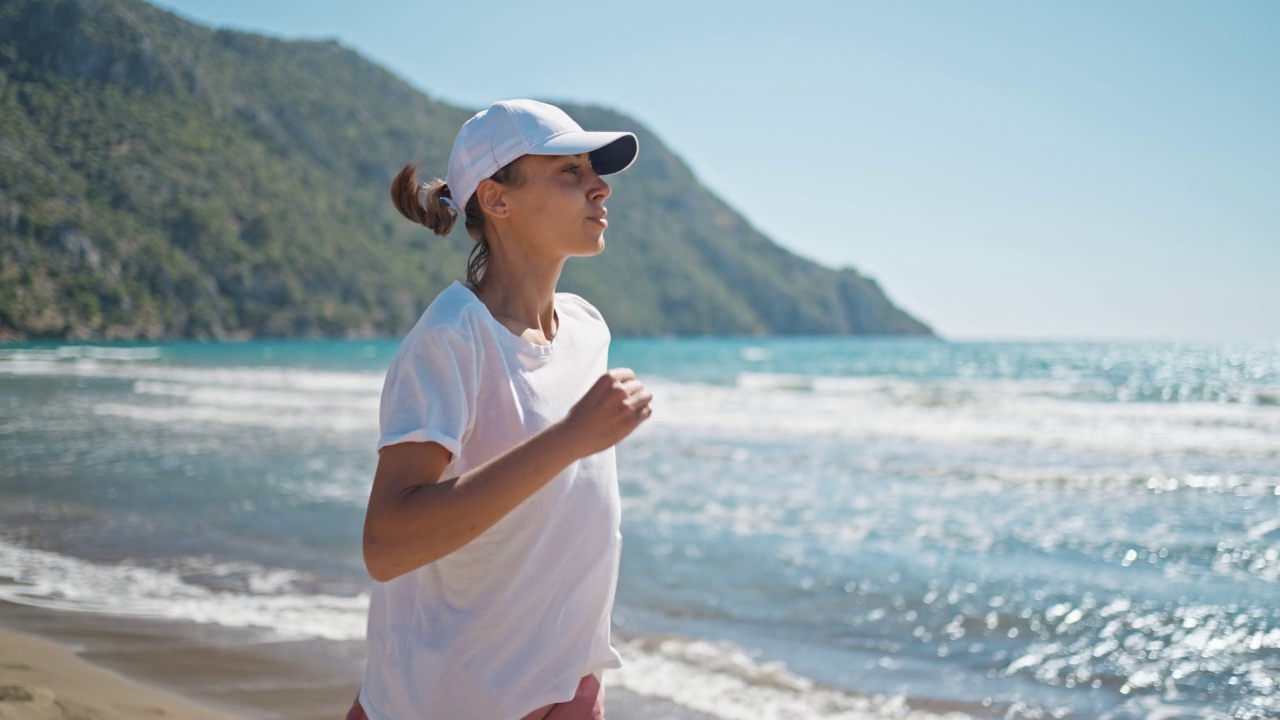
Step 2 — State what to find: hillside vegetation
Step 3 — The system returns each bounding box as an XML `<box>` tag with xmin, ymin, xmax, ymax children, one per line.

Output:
<box><xmin>0</xmin><ymin>0</ymin><xmax>936</xmax><ymax>340</ymax></box>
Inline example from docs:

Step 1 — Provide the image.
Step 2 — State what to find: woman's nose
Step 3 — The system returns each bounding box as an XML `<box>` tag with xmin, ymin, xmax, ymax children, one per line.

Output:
<box><xmin>588</xmin><ymin>170</ymin><xmax>611</xmax><ymax>202</ymax></box>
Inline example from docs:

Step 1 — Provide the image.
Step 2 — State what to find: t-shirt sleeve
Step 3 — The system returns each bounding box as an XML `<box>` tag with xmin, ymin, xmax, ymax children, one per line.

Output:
<box><xmin>376</xmin><ymin>327</ymin><xmax>478</xmax><ymax>457</ymax></box>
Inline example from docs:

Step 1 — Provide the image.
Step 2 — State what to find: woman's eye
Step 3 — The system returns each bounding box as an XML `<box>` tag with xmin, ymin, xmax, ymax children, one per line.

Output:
<box><xmin>565</xmin><ymin>164</ymin><xmax>581</xmax><ymax>175</ymax></box>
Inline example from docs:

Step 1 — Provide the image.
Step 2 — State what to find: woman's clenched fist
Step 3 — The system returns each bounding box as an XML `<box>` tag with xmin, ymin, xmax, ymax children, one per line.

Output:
<box><xmin>558</xmin><ymin>368</ymin><xmax>653</xmax><ymax>458</ymax></box>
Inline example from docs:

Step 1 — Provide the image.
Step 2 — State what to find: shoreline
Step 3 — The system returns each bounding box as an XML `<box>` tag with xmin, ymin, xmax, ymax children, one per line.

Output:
<box><xmin>0</xmin><ymin>600</ymin><xmax>729</xmax><ymax>720</ymax></box>
<box><xmin>0</xmin><ymin>599</ymin><xmax>361</xmax><ymax>720</ymax></box>
<box><xmin>0</xmin><ymin>625</ymin><xmax>238</xmax><ymax>720</ymax></box>
<box><xmin>0</xmin><ymin>598</ymin><xmax>990</xmax><ymax>720</ymax></box>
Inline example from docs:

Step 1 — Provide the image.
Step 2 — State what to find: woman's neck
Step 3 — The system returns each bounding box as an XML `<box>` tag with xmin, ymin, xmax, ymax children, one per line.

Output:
<box><xmin>471</xmin><ymin>248</ymin><xmax>565</xmax><ymax>345</ymax></box>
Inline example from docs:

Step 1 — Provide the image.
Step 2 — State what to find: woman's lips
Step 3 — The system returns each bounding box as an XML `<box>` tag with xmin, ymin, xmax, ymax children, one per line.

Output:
<box><xmin>588</xmin><ymin>210</ymin><xmax>608</xmax><ymax>227</ymax></box>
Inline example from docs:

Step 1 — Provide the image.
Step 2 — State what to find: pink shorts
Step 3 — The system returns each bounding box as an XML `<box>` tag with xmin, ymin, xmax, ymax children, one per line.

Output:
<box><xmin>345</xmin><ymin>673</ymin><xmax>604</xmax><ymax>720</ymax></box>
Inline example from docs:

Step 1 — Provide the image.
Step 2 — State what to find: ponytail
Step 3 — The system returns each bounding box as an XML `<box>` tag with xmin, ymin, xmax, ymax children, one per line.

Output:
<box><xmin>390</xmin><ymin>164</ymin><xmax>456</xmax><ymax>236</ymax></box>
<box><xmin>390</xmin><ymin>156</ymin><xmax>525</xmax><ymax>287</ymax></box>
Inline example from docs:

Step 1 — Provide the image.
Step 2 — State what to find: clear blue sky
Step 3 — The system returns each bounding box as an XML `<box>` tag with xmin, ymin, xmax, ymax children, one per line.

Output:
<box><xmin>152</xmin><ymin>0</ymin><xmax>1279</xmax><ymax>341</ymax></box>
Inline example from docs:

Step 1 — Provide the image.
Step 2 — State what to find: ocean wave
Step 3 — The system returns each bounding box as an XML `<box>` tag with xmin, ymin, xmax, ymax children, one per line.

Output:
<box><xmin>607</xmin><ymin>635</ymin><xmax>981</xmax><ymax>720</ymax></box>
<box><xmin>734</xmin><ymin>370</ymin><xmax>1280</xmax><ymax>407</ymax></box>
<box><xmin>109</xmin><ymin>367</ymin><xmax>1277</xmax><ymax>457</ymax></box>
<box><xmin>0</xmin><ymin>538</ymin><xmax>367</xmax><ymax>641</ymax></box>
<box><xmin>0</xmin><ymin>538</ymin><xmax>974</xmax><ymax>719</ymax></box>
<box><xmin>5</xmin><ymin>352</ymin><xmax>1276</xmax><ymax>458</ymax></box>
<box><xmin>912</xmin><ymin>463</ymin><xmax>1279</xmax><ymax>498</ymax></box>
<box><xmin>0</xmin><ymin>355</ymin><xmax>383</xmax><ymax>432</ymax></box>
<box><xmin>0</xmin><ymin>346</ymin><xmax>164</xmax><ymax>363</ymax></box>
<box><xmin>646</xmin><ymin>379</ymin><xmax>1280</xmax><ymax>459</ymax></box>
<box><xmin>0</xmin><ymin>352</ymin><xmax>383</xmax><ymax>393</ymax></box>
<box><xmin>92</xmin><ymin>402</ymin><xmax>377</xmax><ymax>433</ymax></box>
<box><xmin>130</xmin><ymin>380</ymin><xmax>376</xmax><ymax>409</ymax></box>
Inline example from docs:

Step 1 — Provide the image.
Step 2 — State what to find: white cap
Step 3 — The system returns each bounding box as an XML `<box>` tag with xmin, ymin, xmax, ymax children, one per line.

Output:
<box><xmin>439</xmin><ymin>99</ymin><xmax>639</xmax><ymax>216</ymax></box>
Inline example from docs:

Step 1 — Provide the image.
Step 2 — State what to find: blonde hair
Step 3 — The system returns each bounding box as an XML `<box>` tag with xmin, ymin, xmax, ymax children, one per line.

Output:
<box><xmin>389</xmin><ymin>160</ymin><xmax>523</xmax><ymax>286</ymax></box>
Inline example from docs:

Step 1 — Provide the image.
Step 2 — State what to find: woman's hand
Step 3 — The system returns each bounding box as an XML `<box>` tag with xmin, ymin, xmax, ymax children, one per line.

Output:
<box><xmin>558</xmin><ymin>368</ymin><xmax>653</xmax><ymax>458</ymax></box>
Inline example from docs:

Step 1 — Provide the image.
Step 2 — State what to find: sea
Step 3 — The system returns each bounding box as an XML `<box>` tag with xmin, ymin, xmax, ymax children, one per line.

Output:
<box><xmin>0</xmin><ymin>337</ymin><xmax>1277</xmax><ymax>719</ymax></box>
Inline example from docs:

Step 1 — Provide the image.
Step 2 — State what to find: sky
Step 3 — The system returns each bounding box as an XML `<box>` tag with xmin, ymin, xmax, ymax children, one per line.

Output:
<box><xmin>151</xmin><ymin>0</ymin><xmax>1279</xmax><ymax>342</ymax></box>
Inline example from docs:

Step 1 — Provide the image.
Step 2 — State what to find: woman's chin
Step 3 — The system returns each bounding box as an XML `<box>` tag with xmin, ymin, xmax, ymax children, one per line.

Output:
<box><xmin>575</xmin><ymin>233</ymin><xmax>607</xmax><ymax>257</ymax></box>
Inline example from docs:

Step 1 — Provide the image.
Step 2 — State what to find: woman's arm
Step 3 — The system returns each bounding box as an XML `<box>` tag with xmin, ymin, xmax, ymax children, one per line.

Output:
<box><xmin>362</xmin><ymin>368</ymin><xmax>652</xmax><ymax>582</ymax></box>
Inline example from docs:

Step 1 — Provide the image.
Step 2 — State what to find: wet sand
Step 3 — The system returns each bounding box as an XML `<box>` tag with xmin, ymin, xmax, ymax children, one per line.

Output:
<box><xmin>0</xmin><ymin>626</ymin><xmax>235</xmax><ymax>720</ymax></box>
<box><xmin>0</xmin><ymin>600</ymin><xmax>719</xmax><ymax>720</ymax></box>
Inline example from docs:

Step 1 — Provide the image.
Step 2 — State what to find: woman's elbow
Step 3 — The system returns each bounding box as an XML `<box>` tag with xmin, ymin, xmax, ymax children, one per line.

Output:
<box><xmin>362</xmin><ymin>530</ymin><xmax>399</xmax><ymax>583</ymax></box>
<box><xmin>362</xmin><ymin>495</ymin><xmax>449</xmax><ymax>582</ymax></box>
<box><xmin>363</xmin><ymin>528</ymin><xmax>444</xmax><ymax>582</ymax></box>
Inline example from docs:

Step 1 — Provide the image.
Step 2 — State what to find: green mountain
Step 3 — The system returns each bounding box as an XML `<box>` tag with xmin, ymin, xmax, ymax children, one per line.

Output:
<box><xmin>0</xmin><ymin>0</ymin><xmax>937</xmax><ymax>340</ymax></box>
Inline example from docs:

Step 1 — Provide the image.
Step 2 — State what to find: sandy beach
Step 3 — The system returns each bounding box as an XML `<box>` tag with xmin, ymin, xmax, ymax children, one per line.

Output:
<box><xmin>0</xmin><ymin>600</ymin><xmax>721</xmax><ymax>720</ymax></box>
<box><xmin>0</xmin><ymin>599</ymin><xmax>359</xmax><ymax>719</ymax></box>
<box><xmin>0</xmin><ymin>626</ymin><xmax>235</xmax><ymax>720</ymax></box>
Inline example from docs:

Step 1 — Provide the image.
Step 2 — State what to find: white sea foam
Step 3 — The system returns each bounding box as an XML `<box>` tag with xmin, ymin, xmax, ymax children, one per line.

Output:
<box><xmin>607</xmin><ymin>635</ymin><xmax>979</xmax><ymax>720</ymax></box>
<box><xmin>5</xmin><ymin>350</ymin><xmax>1276</xmax><ymax>460</ymax></box>
<box><xmin>0</xmin><ymin>352</ymin><xmax>382</xmax><ymax>393</ymax></box>
<box><xmin>0</xmin><ymin>538</ymin><xmax>367</xmax><ymax>641</ymax></box>
<box><xmin>644</xmin><ymin>378</ymin><xmax>1280</xmax><ymax>459</ymax></box>
<box><xmin>0</xmin><ymin>352</ymin><xmax>384</xmax><ymax>432</ymax></box>
<box><xmin>0</xmin><ymin>346</ymin><xmax>164</xmax><ymax>362</ymax></box>
<box><xmin>0</xmin><ymin>538</ymin><xmax>968</xmax><ymax>719</ymax></box>
<box><xmin>93</xmin><ymin>398</ymin><xmax>377</xmax><ymax>433</ymax></box>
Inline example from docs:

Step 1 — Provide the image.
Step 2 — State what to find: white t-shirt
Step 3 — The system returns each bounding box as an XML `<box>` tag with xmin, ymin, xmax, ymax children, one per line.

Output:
<box><xmin>359</xmin><ymin>280</ymin><xmax>624</xmax><ymax>720</ymax></box>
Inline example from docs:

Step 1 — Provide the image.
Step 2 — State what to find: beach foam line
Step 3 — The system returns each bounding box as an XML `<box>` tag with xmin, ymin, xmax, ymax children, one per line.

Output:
<box><xmin>91</xmin><ymin>402</ymin><xmax>374</xmax><ymax>433</ymax></box>
<box><xmin>0</xmin><ymin>539</ymin><xmax>980</xmax><ymax>719</ymax></box>
<box><xmin>130</xmin><ymin>380</ymin><xmax>376</xmax><ymax>410</ymax></box>
<box><xmin>6</xmin><ymin>351</ymin><xmax>1276</xmax><ymax>458</ymax></box>
<box><xmin>93</xmin><ymin>399</ymin><xmax>377</xmax><ymax>433</ymax></box>
<box><xmin>0</xmin><ymin>539</ymin><xmax>367</xmax><ymax>642</ymax></box>
<box><xmin>911</xmin><ymin>463</ymin><xmax>1279</xmax><ymax>498</ymax></box>
<box><xmin>0</xmin><ymin>345</ymin><xmax>164</xmax><ymax>362</ymax></box>
<box><xmin>607</xmin><ymin>635</ymin><xmax>979</xmax><ymax>720</ymax></box>
<box><xmin>0</xmin><ymin>354</ymin><xmax>384</xmax><ymax>394</ymax></box>
<box><xmin>0</xmin><ymin>356</ymin><xmax>384</xmax><ymax>432</ymax></box>
<box><xmin>733</xmin><ymin>370</ymin><xmax>1280</xmax><ymax>407</ymax></box>
<box><xmin>645</xmin><ymin>379</ymin><xmax>1280</xmax><ymax>459</ymax></box>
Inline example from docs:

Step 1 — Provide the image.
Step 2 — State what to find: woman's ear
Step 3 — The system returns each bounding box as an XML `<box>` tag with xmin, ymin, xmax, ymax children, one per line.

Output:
<box><xmin>475</xmin><ymin>178</ymin><xmax>511</xmax><ymax>219</ymax></box>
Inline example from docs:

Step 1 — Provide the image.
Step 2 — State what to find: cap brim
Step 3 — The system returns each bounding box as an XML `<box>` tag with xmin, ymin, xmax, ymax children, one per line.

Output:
<box><xmin>526</xmin><ymin>131</ymin><xmax>638</xmax><ymax>175</ymax></box>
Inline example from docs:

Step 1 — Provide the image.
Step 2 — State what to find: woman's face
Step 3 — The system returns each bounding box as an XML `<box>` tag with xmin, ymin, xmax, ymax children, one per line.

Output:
<box><xmin>488</xmin><ymin>153</ymin><xmax>613</xmax><ymax>259</ymax></box>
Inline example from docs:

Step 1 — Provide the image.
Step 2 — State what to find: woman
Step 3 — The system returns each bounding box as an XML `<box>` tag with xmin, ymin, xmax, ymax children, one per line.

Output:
<box><xmin>349</xmin><ymin>99</ymin><xmax>652</xmax><ymax>720</ymax></box>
